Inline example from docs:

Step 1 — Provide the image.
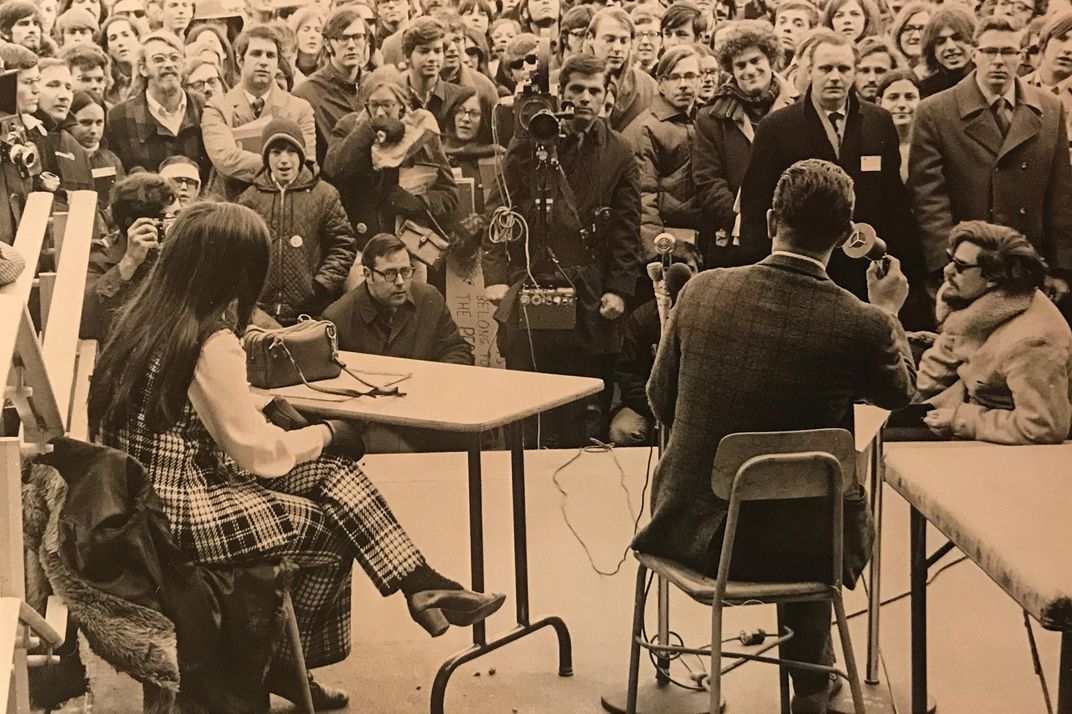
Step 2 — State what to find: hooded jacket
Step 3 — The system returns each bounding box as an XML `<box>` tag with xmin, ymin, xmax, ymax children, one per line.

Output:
<box><xmin>237</xmin><ymin>164</ymin><xmax>357</xmax><ymax>323</ymax></box>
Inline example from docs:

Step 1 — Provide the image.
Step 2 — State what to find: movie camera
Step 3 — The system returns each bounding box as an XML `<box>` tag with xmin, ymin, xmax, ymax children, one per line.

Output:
<box><xmin>0</xmin><ymin>70</ymin><xmax>36</xmax><ymax>178</ymax></box>
<box><xmin>513</xmin><ymin>31</ymin><xmax>575</xmax><ymax>146</ymax></box>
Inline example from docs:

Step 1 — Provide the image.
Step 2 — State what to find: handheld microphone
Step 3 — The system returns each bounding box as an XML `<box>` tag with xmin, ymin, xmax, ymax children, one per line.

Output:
<box><xmin>665</xmin><ymin>262</ymin><xmax>694</xmax><ymax>303</ymax></box>
<box><xmin>842</xmin><ymin>222</ymin><xmax>890</xmax><ymax>276</ymax></box>
<box><xmin>646</xmin><ymin>261</ymin><xmax>663</xmax><ymax>283</ymax></box>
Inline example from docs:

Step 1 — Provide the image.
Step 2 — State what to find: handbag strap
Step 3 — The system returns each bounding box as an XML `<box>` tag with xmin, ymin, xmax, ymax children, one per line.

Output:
<box><xmin>272</xmin><ymin>339</ymin><xmax>400</xmax><ymax>398</ymax></box>
<box><xmin>334</xmin><ymin>357</ymin><xmax>404</xmax><ymax>397</ymax></box>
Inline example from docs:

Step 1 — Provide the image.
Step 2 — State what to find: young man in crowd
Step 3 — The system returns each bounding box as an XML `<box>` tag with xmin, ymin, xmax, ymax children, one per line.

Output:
<box><xmin>375</xmin><ymin>0</ymin><xmax>410</xmax><ymax>46</ymax></box>
<box><xmin>105</xmin><ymin>30</ymin><xmax>209</xmax><ymax>177</ymax></box>
<box><xmin>1022</xmin><ymin>10</ymin><xmax>1072</xmax><ymax>136</ymax></box>
<box><xmin>661</xmin><ymin>1</ymin><xmax>709</xmax><ymax>49</ymax></box>
<box><xmin>518</xmin><ymin>0</ymin><xmax>560</xmax><ymax>39</ymax></box>
<box><xmin>856</xmin><ymin>36</ymin><xmax>902</xmax><ymax>101</ymax></box>
<box><xmin>0</xmin><ymin>1</ymin><xmax>44</xmax><ymax>55</ymax></box>
<box><xmin>60</xmin><ymin>43</ymin><xmax>110</xmax><ymax>106</ymax></box>
<box><xmin>631</xmin><ymin>5</ymin><xmax>664</xmax><ymax>75</ymax></box>
<box><xmin>55</xmin><ymin>8</ymin><xmax>98</xmax><ymax>49</ymax></box>
<box><xmin>585</xmin><ymin>7</ymin><xmax>658</xmax><ymax>133</ymax></box>
<box><xmin>773</xmin><ymin>0</ymin><xmax>819</xmax><ymax>67</ymax></box>
<box><xmin>201</xmin><ymin>24</ymin><xmax>316</xmax><ymax>199</ymax></box>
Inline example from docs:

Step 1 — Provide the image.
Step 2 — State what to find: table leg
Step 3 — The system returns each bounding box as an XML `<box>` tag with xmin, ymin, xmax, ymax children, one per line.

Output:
<box><xmin>866</xmin><ymin>433</ymin><xmax>884</xmax><ymax>685</ymax></box>
<box><xmin>508</xmin><ymin>423</ymin><xmax>529</xmax><ymax>626</ymax></box>
<box><xmin>467</xmin><ymin>434</ymin><xmax>486</xmax><ymax>648</ymax></box>
<box><xmin>1059</xmin><ymin>632</ymin><xmax>1072</xmax><ymax>714</ymax></box>
<box><xmin>910</xmin><ymin>506</ymin><xmax>928</xmax><ymax>714</ymax></box>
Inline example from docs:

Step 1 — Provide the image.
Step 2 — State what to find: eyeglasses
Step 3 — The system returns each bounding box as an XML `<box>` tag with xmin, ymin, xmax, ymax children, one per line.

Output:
<box><xmin>700</xmin><ymin>69</ymin><xmax>719</xmax><ymax>77</ymax></box>
<box><xmin>566</xmin><ymin>29</ymin><xmax>586</xmax><ymax>40</ymax></box>
<box><xmin>508</xmin><ymin>53</ymin><xmax>537</xmax><ymax>70</ymax></box>
<box><xmin>664</xmin><ymin>71</ymin><xmax>700</xmax><ymax>82</ymax></box>
<box><xmin>636</xmin><ymin>30</ymin><xmax>660</xmax><ymax>40</ymax></box>
<box><xmin>169</xmin><ymin>176</ymin><xmax>200</xmax><ymax>188</ymax></box>
<box><xmin>976</xmin><ymin>46</ymin><xmax>1023</xmax><ymax>58</ymax></box>
<box><xmin>371</xmin><ymin>265</ymin><xmax>415</xmax><ymax>282</ymax></box>
<box><xmin>945</xmin><ymin>249</ymin><xmax>982</xmax><ymax>273</ymax></box>
<box><xmin>456</xmin><ymin>108</ymin><xmax>482</xmax><ymax>118</ymax></box>
<box><xmin>149</xmin><ymin>53</ymin><xmax>184</xmax><ymax>65</ymax></box>
<box><xmin>902</xmin><ymin>23</ymin><xmax>926</xmax><ymax>35</ymax></box>
<box><xmin>331</xmin><ymin>32</ymin><xmax>367</xmax><ymax>46</ymax></box>
<box><xmin>117</xmin><ymin>8</ymin><xmax>146</xmax><ymax>17</ymax></box>
<box><xmin>367</xmin><ymin>99</ymin><xmax>401</xmax><ymax>113</ymax></box>
<box><xmin>186</xmin><ymin>76</ymin><xmax>221</xmax><ymax>91</ymax></box>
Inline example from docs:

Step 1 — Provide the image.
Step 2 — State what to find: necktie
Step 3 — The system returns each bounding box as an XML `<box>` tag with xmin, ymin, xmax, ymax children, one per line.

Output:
<box><xmin>991</xmin><ymin>98</ymin><xmax>1011</xmax><ymax>137</ymax></box>
<box><xmin>829</xmin><ymin>111</ymin><xmax>844</xmax><ymax>145</ymax></box>
<box><xmin>251</xmin><ymin>96</ymin><xmax>265</xmax><ymax>118</ymax></box>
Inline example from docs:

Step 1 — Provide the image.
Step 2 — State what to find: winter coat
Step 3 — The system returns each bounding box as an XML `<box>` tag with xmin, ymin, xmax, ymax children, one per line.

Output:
<box><xmin>237</xmin><ymin>165</ymin><xmax>357</xmax><ymax>324</ymax></box>
<box><xmin>609</xmin><ymin>65</ymin><xmax>659</xmax><ymax>134</ymax></box>
<box><xmin>324</xmin><ymin>109</ymin><xmax>458</xmax><ymax>250</ymax></box>
<box><xmin>918</xmin><ymin>289</ymin><xmax>1072</xmax><ymax>444</ymax></box>
<box><xmin>623</xmin><ymin>94</ymin><xmax>701</xmax><ymax>260</ymax></box>
<box><xmin>293</xmin><ymin>63</ymin><xmax>365</xmax><ymax>166</ymax></box>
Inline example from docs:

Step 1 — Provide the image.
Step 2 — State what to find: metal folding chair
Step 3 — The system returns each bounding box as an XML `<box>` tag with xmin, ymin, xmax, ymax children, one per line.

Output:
<box><xmin>625</xmin><ymin>428</ymin><xmax>866</xmax><ymax>714</ymax></box>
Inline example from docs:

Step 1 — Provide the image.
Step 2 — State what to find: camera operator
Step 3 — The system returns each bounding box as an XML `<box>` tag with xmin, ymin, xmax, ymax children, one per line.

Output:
<box><xmin>483</xmin><ymin>54</ymin><xmax>642</xmax><ymax>448</ymax></box>
<box><xmin>80</xmin><ymin>173</ymin><xmax>176</xmax><ymax>341</ymax></box>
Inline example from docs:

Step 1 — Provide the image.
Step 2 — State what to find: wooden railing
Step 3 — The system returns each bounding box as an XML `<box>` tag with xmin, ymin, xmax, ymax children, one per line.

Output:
<box><xmin>1</xmin><ymin>190</ymin><xmax>97</xmax><ymax>713</ymax></box>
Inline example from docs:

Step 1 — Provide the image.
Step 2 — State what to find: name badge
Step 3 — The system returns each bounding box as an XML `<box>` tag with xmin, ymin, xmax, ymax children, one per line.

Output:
<box><xmin>861</xmin><ymin>155</ymin><xmax>882</xmax><ymax>172</ymax></box>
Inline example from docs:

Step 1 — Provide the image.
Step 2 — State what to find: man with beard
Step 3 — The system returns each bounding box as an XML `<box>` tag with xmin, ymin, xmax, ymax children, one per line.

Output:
<box><xmin>773</xmin><ymin>0</ymin><xmax>819</xmax><ymax>67</ymax></box>
<box><xmin>855</xmin><ymin>36</ymin><xmax>902</xmax><ymax>102</ymax></box>
<box><xmin>739</xmin><ymin>30</ymin><xmax>930</xmax><ymax>327</ymax></box>
<box><xmin>0</xmin><ymin>1</ymin><xmax>43</xmax><ymax>54</ymax></box>
<box><xmin>202</xmin><ymin>24</ymin><xmax>315</xmax><ymax>199</ymax></box>
<box><xmin>585</xmin><ymin>7</ymin><xmax>658</xmax><ymax>133</ymax></box>
<box><xmin>483</xmin><ymin>54</ymin><xmax>641</xmax><ymax>447</ymax></box>
<box><xmin>294</xmin><ymin>8</ymin><xmax>373</xmax><ymax>164</ymax></box>
<box><xmin>909</xmin><ymin>15</ymin><xmax>1072</xmax><ymax>316</ymax></box>
<box><xmin>625</xmin><ymin>45</ymin><xmax>702</xmax><ymax>259</ymax></box>
<box><xmin>362</xmin><ymin>17</ymin><xmax>467</xmax><ymax>130</ymax></box>
<box><xmin>917</xmin><ymin>221</ymin><xmax>1071</xmax><ymax>443</ymax></box>
<box><xmin>106</xmin><ymin>30</ymin><xmax>210</xmax><ymax>177</ymax></box>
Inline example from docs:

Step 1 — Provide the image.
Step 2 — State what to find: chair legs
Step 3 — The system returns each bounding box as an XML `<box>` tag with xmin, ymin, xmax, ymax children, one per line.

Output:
<box><xmin>282</xmin><ymin>591</ymin><xmax>315</xmax><ymax>714</ymax></box>
<box><xmin>776</xmin><ymin>603</ymin><xmax>791</xmax><ymax>714</ymax></box>
<box><xmin>625</xmin><ymin>565</ymin><xmax>647</xmax><ymax>714</ymax></box>
<box><xmin>710</xmin><ymin>593</ymin><xmax>723</xmax><ymax>714</ymax></box>
<box><xmin>831</xmin><ymin>592</ymin><xmax>866</xmax><ymax>714</ymax></box>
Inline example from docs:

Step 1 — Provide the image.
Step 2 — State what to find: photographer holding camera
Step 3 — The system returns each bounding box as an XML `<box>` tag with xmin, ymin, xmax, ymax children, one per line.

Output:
<box><xmin>483</xmin><ymin>53</ymin><xmax>642</xmax><ymax>447</ymax></box>
<box><xmin>81</xmin><ymin>173</ymin><xmax>176</xmax><ymax>341</ymax></box>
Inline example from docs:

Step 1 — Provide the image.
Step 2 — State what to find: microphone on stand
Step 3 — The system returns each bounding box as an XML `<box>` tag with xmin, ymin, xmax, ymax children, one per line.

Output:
<box><xmin>665</xmin><ymin>262</ymin><xmax>693</xmax><ymax>303</ymax></box>
<box><xmin>647</xmin><ymin>261</ymin><xmax>669</xmax><ymax>332</ymax></box>
<box><xmin>842</xmin><ymin>222</ymin><xmax>890</xmax><ymax>276</ymax></box>
<box><xmin>654</xmin><ymin>232</ymin><xmax>676</xmax><ymax>269</ymax></box>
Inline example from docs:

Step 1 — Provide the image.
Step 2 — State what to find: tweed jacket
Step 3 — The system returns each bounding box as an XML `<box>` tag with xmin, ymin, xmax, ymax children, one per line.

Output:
<box><xmin>105</xmin><ymin>90</ymin><xmax>209</xmax><ymax>178</ymax></box>
<box><xmin>918</xmin><ymin>289</ymin><xmax>1072</xmax><ymax>444</ymax></box>
<box><xmin>202</xmin><ymin>84</ymin><xmax>317</xmax><ymax>200</ymax></box>
<box><xmin>632</xmin><ymin>254</ymin><xmax>916</xmax><ymax>582</ymax></box>
<box><xmin>908</xmin><ymin>74</ymin><xmax>1072</xmax><ymax>275</ymax></box>
<box><xmin>739</xmin><ymin>90</ymin><xmax>925</xmax><ymax>302</ymax></box>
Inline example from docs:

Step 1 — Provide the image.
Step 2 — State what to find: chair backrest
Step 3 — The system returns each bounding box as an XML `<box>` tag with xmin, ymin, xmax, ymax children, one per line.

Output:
<box><xmin>711</xmin><ymin>429</ymin><xmax>855</xmax><ymax>502</ymax></box>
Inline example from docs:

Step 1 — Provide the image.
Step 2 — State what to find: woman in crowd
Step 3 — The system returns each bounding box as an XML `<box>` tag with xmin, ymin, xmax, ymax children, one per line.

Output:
<box><xmin>890</xmin><ymin>1</ymin><xmax>934</xmax><ymax>77</ymax></box>
<box><xmin>288</xmin><ymin>5</ymin><xmax>326</xmax><ymax>82</ymax></box>
<box><xmin>824</xmin><ymin>0</ymin><xmax>884</xmax><ymax>44</ymax></box>
<box><xmin>692</xmin><ymin>20</ymin><xmax>795</xmax><ymax>268</ymax></box>
<box><xmin>459</xmin><ymin>0</ymin><xmax>494</xmax><ymax>35</ymax></box>
<box><xmin>65</xmin><ymin>90</ymin><xmax>125</xmax><ymax>216</ymax></box>
<box><xmin>183</xmin><ymin>56</ymin><xmax>229</xmax><ymax>101</ymax></box>
<box><xmin>100</xmin><ymin>15</ymin><xmax>141</xmax><ymax>104</ymax></box>
<box><xmin>462</xmin><ymin>25</ymin><xmax>492</xmax><ymax>76</ymax></box>
<box><xmin>86</xmin><ymin>202</ymin><xmax>505</xmax><ymax>711</ymax></box>
<box><xmin>918</xmin><ymin>4</ymin><xmax>976</xmax><ymax>98</ymax></box>
<box><xmin>443</xmin><ymin>87</ymin><xmax>501</xmax><ymax>214</ymax></box>
<box><xmin>185</xmin><ymin>23</ymin><xmax>238</xmax><ymax>86</ymax></box>
<box><xmin>876</xmin><ymin>69</ymin><xmax>920</xmax><ymax>184</ymax></box>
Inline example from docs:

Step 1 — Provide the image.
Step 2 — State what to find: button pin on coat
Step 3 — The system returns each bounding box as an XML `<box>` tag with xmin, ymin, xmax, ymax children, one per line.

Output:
<box><xmin>290</xmin><ymin>235</ymin><xmax>303</xmax><ymax>248</ymax></box>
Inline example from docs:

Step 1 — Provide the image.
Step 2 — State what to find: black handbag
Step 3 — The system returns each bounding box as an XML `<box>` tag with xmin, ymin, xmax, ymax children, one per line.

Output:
<box><xmin>243</xmin><ymin>318</ymin><xmax>401</xmax><ymax>398</ymax></box>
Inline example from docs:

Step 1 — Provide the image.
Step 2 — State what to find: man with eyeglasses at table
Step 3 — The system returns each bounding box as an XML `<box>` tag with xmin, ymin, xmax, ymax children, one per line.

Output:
<box><xmin>294</xmin><ymin>7</ymin><xmax>374</xmax><ymax>165</ymax></box>
<box><xmin>909</xmin><ymin>14</ymin><xmax>1072</xmax><ymax>318</ymax></box>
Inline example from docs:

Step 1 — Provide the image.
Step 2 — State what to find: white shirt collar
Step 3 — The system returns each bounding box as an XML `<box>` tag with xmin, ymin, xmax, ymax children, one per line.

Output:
<box><xmin>975</xmin><ymin>74</ymin><xmax>1017</xmax><ymax>109</ymax></box>
<box><xmin>771</xmin><ymin>250</ymin><xmax>828</xmax><ymax>272</ymax></box>
<box><xmin>244</xmin><ymin>87</ymin><xmax>272</xmax><ymax>107</ymax></box>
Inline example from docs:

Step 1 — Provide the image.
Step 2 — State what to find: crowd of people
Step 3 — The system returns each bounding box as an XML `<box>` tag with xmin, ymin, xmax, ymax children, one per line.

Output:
<box><xmin>3</xmin><ymin>0</ymin><xmax>1072</xmax><ymax>708</ymax></box>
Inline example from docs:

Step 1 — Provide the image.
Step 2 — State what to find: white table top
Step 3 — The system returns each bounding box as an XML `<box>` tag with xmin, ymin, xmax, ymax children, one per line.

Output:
<box><xmin>884</xmin><ymin>441</ymin><xmax>1072</xmax><ymax>630</ymax></box>
<box><xmin>263</xmin><ymin>351</ymin><xmax>604</xmax><ymax>432</ymax></box>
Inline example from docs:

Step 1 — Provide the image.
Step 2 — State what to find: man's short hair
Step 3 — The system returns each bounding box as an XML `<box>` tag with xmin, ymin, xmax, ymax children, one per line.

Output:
<box><xmin>38</xmin><ymin>57</ymin><xmax>68</xmax><ymax>73</ymax></box>
<box><xmin>559</xmin><ymin>53</ymin><xmax>607</xmax><ymax>89</ymax></box>
<box><xmin>587</xmin><ymin>7</ymin><xmax>635</xmax><ymax>39</ymax></box>
<box><xmin>1039</xmin><ymin>9</ymin><xmax>1072</xmax><ymax>51</ymax></box>
<box><xmin>921</xmin><ymin>5</ymin><xmax>976</xmax><ymax>74</ymax></box>
<box><xmin>631</xmin><ymin>4</ymin><xmax>664</xmax><ymax>25</ymax></box>
<box><xmin>805</xmin><ymin>27</ymin><xmax>858</xmax><ymax>65</ymax></box>
<box><xmin>0</xmin><ymin>42</ymin><xmax>38</xmax><ymax>70</ymax></box>
<box><xmin>774</xmin><ymin>0</ymin><xmax>821</xmax><ymax>29</ymax></box>
<box><xmin>661</xmin><ymin>2</ymin><xmax>707</xmax><ymax>37</ymax></box>
<box><xmin>974</xmin><ymin>14</ymin><xmax>1024</xmax><ymax>42</ymax></box>
<box><xmin>402</xmin><ymin>17</ymin><xmax>446</xmax><ymax>58</ymax></box>
<box><xmin>948</xmin><ymin>221</ymin><xmax>1048</xmax><ymax>294</ymax></box>
<box><xmin>857</xmin><ymin>35</ymin><xmax>904</xmax><ymax>67</ymax></box>
<box><xmin>362</xmin><ymin>233</ymin><xmax>409</xmax><ymax>268</ymax></box>
<box><xmin>110</xmin><ymin>173</ymin><xmax>177</xmax><ymax>233</ymax></box>
<box><xmin>772</xmin><ymin>159</ymin><xmax>855</xmax><ymax>251</ymax></box>
<box><xmin>431</xmin><ymin>8</ymin><xmax>466</xmax><ymax>35</ymax></box>
<box><xmin>0</xmin><ymin>1</ymin><xmax>41</xmax><ymax>38</ymax></box>
<box><xmin>714</xmin><ymin>19</ymin><xmax>782</xmax><ymax>74</ymax></box>
<box><xmin>60</xmin><ymin>42</ymin><xmax>110</xmax><ymax>72</ymax></box>
<box><xmin>56</xmin><ymin>8</ymin><xmax>99</xmax><ymax>35</ymax></box>
<box><xmin>234</xmin><ymin>24</ymin><xmax>283</xmax><ymax>61</ymax></box>
<box><xmin>655</xmin><ymin>45</ymin><xmax>698</xmax><ymax>78</ymax></box>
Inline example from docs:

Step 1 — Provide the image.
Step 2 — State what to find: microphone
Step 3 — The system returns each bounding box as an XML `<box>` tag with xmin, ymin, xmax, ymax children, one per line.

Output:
<box><xmin>653</xmin><ymin>232</ymin><xmax>676</xmax><ymax>258</ymax></box>
<box><xmin>647</xmin><ymin>261</ymin><xmax>669</xmax><ymax>333</ymax></box>
<box><xmin>646</xmin><ymin>261</ymin><xmax>664</xmax><ymax>283</ymax></box>
<box><xmin>842</xmin><ymin>222</ymin><xmax>890</xmax><ymax>276</ymax></box>
<box><xmin>665</xmin><ymin>262</ymin><xmax>693</xmax><ymax>303</ymax></box>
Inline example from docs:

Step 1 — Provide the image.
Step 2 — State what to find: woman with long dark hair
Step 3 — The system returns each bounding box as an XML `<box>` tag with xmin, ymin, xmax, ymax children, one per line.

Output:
<box><xmin>87</xmin><ymin>202</ymin><xmax>504</xmax><ymax>710</ymax></box>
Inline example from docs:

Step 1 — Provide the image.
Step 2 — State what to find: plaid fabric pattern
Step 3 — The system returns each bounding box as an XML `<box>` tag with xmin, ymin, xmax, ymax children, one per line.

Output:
<box><xmin>104</xmin><ymin>91</ymin><xmax>210</xmax><ymax>179</ymax></box>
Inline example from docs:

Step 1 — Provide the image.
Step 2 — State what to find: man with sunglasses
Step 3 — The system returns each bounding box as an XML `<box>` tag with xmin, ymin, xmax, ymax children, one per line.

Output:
<box><xmin>909</xmin><ymin>15</ymin><xmax>1072</xmax><ymax>315</ymax></box>
<box><xmin>915</xmin><ymin>221</ymin><xmax>1071</xmax><ymax>443</ymax></box>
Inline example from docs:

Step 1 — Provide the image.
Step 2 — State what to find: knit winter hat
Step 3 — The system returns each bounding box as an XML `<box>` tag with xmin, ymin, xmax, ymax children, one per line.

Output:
<box><xmin>261</xmin><ymin>117</ymin><xmax>306</xmax><ymax>167</ymax></box>
<box><xmin>0</xmin><ymin>242</ymin><xmax>26</xmax><ymax>286</ymax></box>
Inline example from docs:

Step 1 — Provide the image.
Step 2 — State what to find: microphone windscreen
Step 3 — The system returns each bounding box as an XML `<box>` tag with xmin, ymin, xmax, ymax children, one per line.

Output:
<box><xmin>842</xmin><ymin>223</ymin><xmax>888</xmax><ymax>260</ymax></box>
<box><xmin>646</xmin><ymin>261</ymin><xmax>664</xmax><ymax>282</ymax></box>
<box><xmin>665</xmin><ymin>262</ymin><xmax>694</xmax><ymax>302</ymax></box>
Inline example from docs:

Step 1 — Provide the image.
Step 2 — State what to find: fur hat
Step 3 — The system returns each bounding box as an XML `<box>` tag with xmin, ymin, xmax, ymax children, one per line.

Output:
<box><xmin>260</xmin><ymin>117</ymin><xmax>306</xmax><ymax>167</ymax></box>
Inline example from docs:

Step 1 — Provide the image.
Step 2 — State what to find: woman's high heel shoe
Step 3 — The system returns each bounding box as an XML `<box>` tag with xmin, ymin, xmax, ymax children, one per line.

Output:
<box><xmin>407</xmin><ymin>589</ymin><xmax>507</xmax><ymax>635</ymax></box>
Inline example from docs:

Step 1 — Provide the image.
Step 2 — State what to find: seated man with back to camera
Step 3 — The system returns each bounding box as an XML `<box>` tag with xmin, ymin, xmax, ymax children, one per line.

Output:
<box><xmin>632</xmin><ymin>159</ymin><xmax>916</xmax><ymax>713</ymax></box>
<box><xmin>917</xmin><ymin>221</ymin><xmax>1072</xmax><ymax>444</ymax></box>
<box><xmin>323</xmin><ymin>233</ymin><xmax>473</xmax><ymax>453</ymax></box>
